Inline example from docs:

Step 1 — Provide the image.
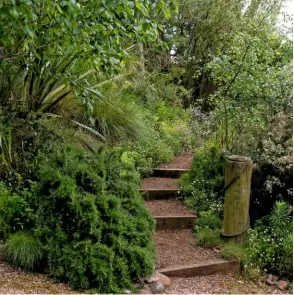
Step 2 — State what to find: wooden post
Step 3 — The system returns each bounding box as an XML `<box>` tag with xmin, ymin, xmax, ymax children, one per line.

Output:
<box><xmin>222</xmin><ymin>155</ymin><xmax>253</xmax><ymax>244</ymax></box>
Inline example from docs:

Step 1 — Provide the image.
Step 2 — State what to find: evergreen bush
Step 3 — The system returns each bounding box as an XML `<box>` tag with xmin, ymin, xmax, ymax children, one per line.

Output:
<box><xmin>32</xmin><ymin>145</ymin><xmax>155</xmax><ymax>292</ymax></box>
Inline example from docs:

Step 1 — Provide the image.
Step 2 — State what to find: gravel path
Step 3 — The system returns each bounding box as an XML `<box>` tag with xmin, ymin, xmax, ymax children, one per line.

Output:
<box><xmin>155</xmin><ymin>229</ymin><xmax>221</xmax><ymax>269</ymax></box>
<box><xmin>145</xmin><ymin>199</ymin><xmax>195</xmax><ymax>216</ymax></box>
<box><xmin>167</xmin><ymin>273</ymin><xmax>292</xmax><ymax>294</ymax></box>
<box><xmin>0</xmin><ymin>261</ymin><xmax>80</xmax><ymax>294</ymax></box>
<box><xmin>159</xmin><ymin>154</ymin><xmax>193</xmax><ymax>169</ymax></box>
<box><xmin>140</xmin><ymin>177</ymin><xmax>179</xmax><ymax>190</ymax></box>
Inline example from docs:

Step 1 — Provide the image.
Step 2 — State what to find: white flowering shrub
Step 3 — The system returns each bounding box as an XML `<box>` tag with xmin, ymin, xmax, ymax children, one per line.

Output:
<box><xmin>246</xmin><ymin>201</ymin><xmax>293</xmax><ymax>279</ymax></box>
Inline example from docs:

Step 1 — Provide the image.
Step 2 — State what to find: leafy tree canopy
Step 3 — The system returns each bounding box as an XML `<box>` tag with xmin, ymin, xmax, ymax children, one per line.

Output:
<box><xmin>0</xmin><ymin>0</ymin><xmax>177</xmax><ymax>74</ymax></box>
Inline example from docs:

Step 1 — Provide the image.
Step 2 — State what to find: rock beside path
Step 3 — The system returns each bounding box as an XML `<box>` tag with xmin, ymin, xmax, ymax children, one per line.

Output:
<box><xmin>157</xmin><ymin>272</ymin><xmax>172</xmax><ymax>287</ymax></box>
<box><xmin>137</xmin><ymin>271</ymin><xmax>171</xmax><ymax>294</ymax></box>
<box><xmin>265</xmin><ymin>274</ymin><xmax>289</xmax><ymax>291</ymax></box>
<box><xmin>149</xmin><ymin>281</ymin><xmax>165</xmax><ymax>294</ymax></box>
<box><xmin>145</xmin><ymin>271</ymin><xmax>171</xmax><ymax>287</ymax></box>
<box><xmin>276</xmin><ymin>280</ymin><xmax>288</xmax><ymax>290</ymax></box>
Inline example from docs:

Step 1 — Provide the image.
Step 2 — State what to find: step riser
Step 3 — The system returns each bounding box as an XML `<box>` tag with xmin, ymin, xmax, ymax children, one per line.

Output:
<box><xmin>155</xmin><ymin>216</ymin><xmax>196</xmax><ymax>230</ymax></box>
<box><xmin>140</xmin><ymin>190</ymin><xmax>180</xmax><ymax>200</ymax></box>
<box><xmin>158</xmin><ymin>260</ymin><xmax>240</xmax><ymax>277</ymax></box>
<box><xmin>152</xmin><ymin>169</ymin><xmax>188</xmax><ymax>178</ymax></box>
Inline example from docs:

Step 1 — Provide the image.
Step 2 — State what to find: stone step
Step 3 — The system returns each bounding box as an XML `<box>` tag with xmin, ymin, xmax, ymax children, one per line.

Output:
<box><xmin>154</xmin><ymin>216</ymin><xmax>196</xmax><ymax>230</ymax></box>
<box><xmin>152</xmin><ymin>168</ymin><xmax>189</xmax><ymax>178</ymax></box>
<box><xmin>158</xmin><ymin>260</ymin><xmax>240</xmax><ymax>277</ymax></box>
<box><xmin>139</xmin><ymin>189</ymin><xmax>181</xmax><ymax>200</ymax></box>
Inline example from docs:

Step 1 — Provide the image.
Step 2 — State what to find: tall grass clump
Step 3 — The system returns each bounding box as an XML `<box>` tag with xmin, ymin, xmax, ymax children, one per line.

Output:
<box><xmin>4</xmin><ymin>231</ymin><xmax>43</xmax><ymax>271</ymax></box>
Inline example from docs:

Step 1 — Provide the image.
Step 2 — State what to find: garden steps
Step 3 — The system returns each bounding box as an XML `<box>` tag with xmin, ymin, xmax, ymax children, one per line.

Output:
<box><xmin>140</xmin><ymin>177</ymin><xmax>181</xmax><ymax>200</ymax></box>
<box><xmin>145</xmin><ymin>199</ymin><xmax>196</xmax><ymax>229</ymax></box>
<box><xmin>141</xmin><ymin>154</ymin><xmax>241</xmax><ymax>280</ymax></box>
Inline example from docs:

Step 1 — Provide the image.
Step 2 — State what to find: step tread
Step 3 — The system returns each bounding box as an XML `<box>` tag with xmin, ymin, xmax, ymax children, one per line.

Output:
<box><xmin>155</xmin><ymin>229</ymin><xmax>221</xmax><ymax>269</ymax></box>
<box><xmin>145</xmin><ymin>199</ymin><xmax>195</xmax><ymax>217</ymax></box>
<box><xmin>140</xmin><ymin>177</ymin><xmax>179</xmax><ymax>191</ymax></box>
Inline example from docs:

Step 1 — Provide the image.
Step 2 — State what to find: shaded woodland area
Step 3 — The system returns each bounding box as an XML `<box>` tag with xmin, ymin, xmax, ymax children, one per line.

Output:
<box><xmin>0</xmin><ymin>0</ymin><xmax>292</xmax><ymax>293</ymax></box>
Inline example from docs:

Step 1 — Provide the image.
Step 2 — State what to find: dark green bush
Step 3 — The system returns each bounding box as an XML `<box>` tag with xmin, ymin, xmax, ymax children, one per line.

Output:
<box><xmin>4</xmin><ymin>231</ymin><xmax>43</xmax><ymax>271</ymax></box>
<box><xmin>181</xmin><ymin>144</ymin><xmax>224</xmax><ymax>216</ymax></box>
<box><xmin>32</xmin><ymin>145</ymin><xmax>155</xmax><ymax>292</ymax></box>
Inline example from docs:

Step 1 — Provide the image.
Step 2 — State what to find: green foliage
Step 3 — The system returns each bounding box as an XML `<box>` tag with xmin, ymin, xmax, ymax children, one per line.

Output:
<box><xmin>242</xmin><ymin>267</ymin><xmax>262</xmax><ymax>280</ymax></box>
<box><xmin>165</xmin><ymin>0</ymin><xmax>283</xmax><ymax>94</ymax></box>
<box><xmin>195</xmin><ymin>211</ymin><xmax>222</xmax><ymax>231</ymax></box>
<box><xmin>195</xmin><ymin>210</ymin><xmax>222</xmax><ymax>248</ymax></box>
<box><xmin>0</xmin><ymin>0</ymin><xmax>177</xmax><ymax>75</ymax></box>
<box><xmin>245</xmin><ymin>201</ymin><xmax>293</xmax><ymax>279</ymax></box>
<box><xmin>31</xmin><ymin>145</ymin><xmax>155</xmax><ymax>292</ymax></box>
<box><xmin>0</xmin><ymin>184</ymin><xmax>34</xmax><ymax>241</ymax></box>
<box><xmin>220</xmin><ymin>243</ymin><xmax>246</xmax><ymax>262</ymax></box>
<box><xmin>4</xmin><ymin>231</ymin><xmax>43</xmax><ymax>271</ymax></box>
<box><xmin>207</xmin><ymin>31</ymin><xmax>292</xmax><ymax>151</ymax></box>
<box><xmin>196</xmin><ymin>228</ymin><xmax>222</xmax><ymax>248</ymax></box>
<box><xmin>181</xmin><ymin>144</ymin><xmax>224</xmax><ymax>215</ymax></box>
<box><xmin>93</xmin><ymin>93</ymin><xmax>148</xmax><ymax>143</ymax></box>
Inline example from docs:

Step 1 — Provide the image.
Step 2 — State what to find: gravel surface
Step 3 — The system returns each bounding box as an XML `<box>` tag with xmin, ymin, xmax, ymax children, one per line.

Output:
<box><xmin>166</xmin><ymin>273</ymin><xmax>292</xmax><ymax>294</ymax></box>
<box><xmin>160</xmin><ymin>154</ymin><xmax>193</xmax><ymax>170</ymax></box>
<box><xmin>0</xmin><ymin>261</ymin><xmax>80</xmax><ymax>294</ymax></box>
<box><xmin>155</xmin><ymin>229</ymin><xmax>221</xmax><ymax>269</ymax></box>
<box><xmin>140</xmin><ymin>177</ymin><xmax>179</xmax><ymax>190</ymax></box>
<box><xmin>145</xmin><ymin>199</ymin><xmax>195</xmax><ymax>216</ymax></box>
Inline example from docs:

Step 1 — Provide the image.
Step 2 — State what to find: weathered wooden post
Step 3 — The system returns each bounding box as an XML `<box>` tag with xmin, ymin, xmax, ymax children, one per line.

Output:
<box><xmin>221</xmin><ymin>155</ymin><xmax>253</xmax><ymax>244</ymax></box>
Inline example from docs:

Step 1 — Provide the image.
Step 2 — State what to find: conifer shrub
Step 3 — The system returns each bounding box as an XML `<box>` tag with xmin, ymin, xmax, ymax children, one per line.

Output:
<box><xmin>31</xmin><ymin>145</ymin><xmax>155</xmax><ymax>292</ymax></box>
